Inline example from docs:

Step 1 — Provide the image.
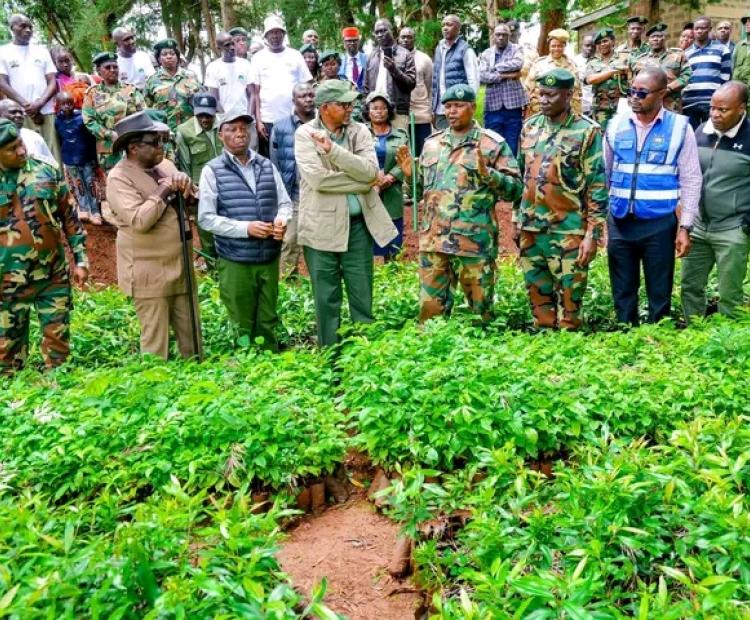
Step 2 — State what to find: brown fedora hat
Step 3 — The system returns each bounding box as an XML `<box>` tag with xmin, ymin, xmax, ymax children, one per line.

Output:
<box><xmin>112</xmin><ymin>111</ymin><xmax>170</xmax><ymax>152</ymax></box>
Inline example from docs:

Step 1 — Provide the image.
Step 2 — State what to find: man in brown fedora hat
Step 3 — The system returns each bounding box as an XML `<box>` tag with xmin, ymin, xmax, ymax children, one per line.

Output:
<box><xmin>106</xmin><ymin>111</ymin><xmax>202</xmax><ymax>359</ymax></box>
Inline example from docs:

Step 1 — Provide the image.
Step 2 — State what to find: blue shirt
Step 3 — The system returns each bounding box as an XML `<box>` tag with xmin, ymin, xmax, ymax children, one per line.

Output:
<box><xmin>375</xmin><ymin>133</ymin><xmax>388</xmax><ymax>170</ymax></box>
<box><xmin>55</xmin><ymin>111</ymin><xmax>96</xmax><ymax>166</ymax></box>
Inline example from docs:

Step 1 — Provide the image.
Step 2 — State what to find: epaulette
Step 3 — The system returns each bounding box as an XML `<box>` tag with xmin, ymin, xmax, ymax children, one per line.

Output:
<box><xmin>480</xmin><ymin>127</ymin><xmax>507</xmax><ymax>145</ymax></box>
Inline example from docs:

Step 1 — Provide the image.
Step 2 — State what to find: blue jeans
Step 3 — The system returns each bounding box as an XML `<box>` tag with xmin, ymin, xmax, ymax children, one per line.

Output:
<box><xmin>484</xmin><ymin>108</ymin><xmax>523</xmax><ymax>156</ymax></box>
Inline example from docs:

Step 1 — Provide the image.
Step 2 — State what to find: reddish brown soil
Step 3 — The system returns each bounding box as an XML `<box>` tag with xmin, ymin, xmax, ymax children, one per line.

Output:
<box><xmin>278</xmin><ymin>498</ymin><xmax>420</xmax><ymax>620</ymax></box>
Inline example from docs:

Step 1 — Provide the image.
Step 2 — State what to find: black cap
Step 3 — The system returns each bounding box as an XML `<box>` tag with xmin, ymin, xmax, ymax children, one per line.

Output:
<box><xmin>646</xmin><ymin>23</ymin><xmax>667</xmax><ymax>36</ymax></box>
<box><xmin>626</xmin><ymin>16</ymin><xmax>648</xmax><ymax>25</ymax></box>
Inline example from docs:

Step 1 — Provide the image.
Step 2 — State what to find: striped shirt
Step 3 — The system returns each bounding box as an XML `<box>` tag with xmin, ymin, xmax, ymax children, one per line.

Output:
<box><xmin>682</xmin><ymin>40</ymin><xmax>732</xmax><ymax>110</ymax></box>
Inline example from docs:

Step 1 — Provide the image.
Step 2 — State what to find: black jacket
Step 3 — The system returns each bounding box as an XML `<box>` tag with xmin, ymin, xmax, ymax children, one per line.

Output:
<box><xmin>363</xmin><ymin>45</ymin><xmax>416</xmax><ymax>115</ymax></box>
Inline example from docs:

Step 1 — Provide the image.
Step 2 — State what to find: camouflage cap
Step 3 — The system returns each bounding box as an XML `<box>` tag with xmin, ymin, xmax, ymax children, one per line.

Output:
<box><xmin>93</xmin><ymin>51</ymin><xmax>118</xmax><ymax>66</ymax></box>
<box><xmin>441</xmin><ymin>83</ymin><xmax>476</xmax><ymax>104</ymax></box>
<box><xmin>299</xmin><ymin>43</ymin><xmax>318</xmax><ymax>55</ymax></box>
<box><xmin>0</xmin><ymin>118</ymin><xmax>19</xmax><ymax>148</ymax></box>
<box><xmin>315</xmin><ymin>79</ymin><xmax>359</xmax><ymax>106</ymax></box>
<box><xmin>626</xmin><ymin>16</ymin><xmax>649</xmax><ymax>25</ymax></box>
<box><xmin>646</xmin><ymin>23</ymin><xmax>668</xmax><ymax>36</ymax></box>
<box><xmin>318</xmin><ymin>50</ymin><xmax>340</xmax><ymax>64</ymax></box>
<box><xmin>229</xmin><ymin>27</ymin><xmax>249</xmax><ymax>37</ymax></box>
<box><xmin>594</xmin><ymin>28</ymin><xmax>615</xmax><ymax>43</ymax></box>
<box><xmin>536</xmin><ymin>68</ymin><xmax>576</xmax><ymax>89</ymax></box>
<box><xmin>154</xmin><ymin>38</ymin><xmax>180</xmax><ymax>56</ymax></box>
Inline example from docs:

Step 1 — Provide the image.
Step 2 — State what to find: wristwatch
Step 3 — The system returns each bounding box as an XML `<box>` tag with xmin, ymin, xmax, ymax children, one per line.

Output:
<box><xmin>679</xmin><ymin>224</ymin><xmax>693</xmax><ymax>233</ymax></box>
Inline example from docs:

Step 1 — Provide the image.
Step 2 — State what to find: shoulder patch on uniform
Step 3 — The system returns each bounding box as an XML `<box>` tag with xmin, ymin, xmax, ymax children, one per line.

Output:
<box><xmin>481</xmin><ymin>127</ymin><xmax>506</xmax><ymax>145</ymax></box>
<box><xmin>580</xmin><ymin>114</ymin><xmax>601</xmax><ymax>129</ymax></box>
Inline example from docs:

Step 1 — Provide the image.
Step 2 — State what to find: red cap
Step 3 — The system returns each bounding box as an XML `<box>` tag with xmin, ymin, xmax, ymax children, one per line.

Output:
<box><xmin>342</xmin><ymin>26</ymin><xmax>360</xmax><ymax>38</ymax></box>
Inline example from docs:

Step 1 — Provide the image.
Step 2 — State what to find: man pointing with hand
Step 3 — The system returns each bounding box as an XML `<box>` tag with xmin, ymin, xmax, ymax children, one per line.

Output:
<box><xmin>397</xmin><ymin>84</ymin><xmax>523</xmax><ymax>324</ymax></box>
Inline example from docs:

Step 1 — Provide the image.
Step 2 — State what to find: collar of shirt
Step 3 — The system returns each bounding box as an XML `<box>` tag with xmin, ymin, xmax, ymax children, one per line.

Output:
<box><xmin>192</xmin><ymin>116</ymin><xmax>215</xmax><ymax>136</ymax></box>
<box><xmin>702</xmin><ymin>113</ymin><xmax>747</xmax><ymax>139</ymax></box>
<box><xmin>226</xmin><ymin>149</ymin><xmax>256</xmax><ymax>168</ymax></box>
<box><xmin>441</xmin><ymin>121</ymin><xmax>482</xmax><ymax>147</ymax></box>
<box><xmin>629</xmin><ymin>106</ymin><xmax>666</xmax><ymax>130</ymax></box>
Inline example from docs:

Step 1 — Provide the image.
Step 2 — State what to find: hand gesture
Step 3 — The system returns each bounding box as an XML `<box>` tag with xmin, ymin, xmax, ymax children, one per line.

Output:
<box><xmin>383</xmin><ymin>54</ymin><xmax>396</xmax><ymax>73</ymax></box>
<box><xmin>247</xmin><ymin>221</ymin><xmax>274</xmax><ymax>238</ymax></box>
<box><xmin>476</xmin><ymin>146</ymin><xmax>491</xmax><ymax>179</ymax></box>
<box><xmin>311</xmin><ymin>131</ymin><xmax>333</xmax><ymax>154</ymax></box>
<box><xmin>272</xmin><ymin>216</ymin><xmax>287</xmax><ymax>240</ymax></box>
<box><xmin>395</xmin><ymin>144</ymin><xmax>413</xmax><ymax>178</ymax></box>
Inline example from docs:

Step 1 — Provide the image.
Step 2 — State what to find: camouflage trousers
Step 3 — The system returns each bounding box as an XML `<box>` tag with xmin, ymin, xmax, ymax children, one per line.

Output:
<box><xmin>419</xmin><ymin>251</ymin><xmax>495</xmax><ymax>323</ymax></box>
<box><xmin>518</xmin><ymin>231</ymin><xmax>588</xmax><ymax>330</ymax></box>
<box><xmin>0</xmin><ymin>275</ymin><xmax>72</xmax><ymax>374</ymax></box>
<box><xmin>593</xmin><ymin>108</ymin><xmax>616</xmax><ymax>134</ymax></box>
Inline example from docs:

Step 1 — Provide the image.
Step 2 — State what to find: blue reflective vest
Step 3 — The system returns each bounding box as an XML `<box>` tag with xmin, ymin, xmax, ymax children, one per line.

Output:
<box><xmin>606</xmin><ymin>110</ymin><xmax>688</xmax><ymax>219</ymax></box>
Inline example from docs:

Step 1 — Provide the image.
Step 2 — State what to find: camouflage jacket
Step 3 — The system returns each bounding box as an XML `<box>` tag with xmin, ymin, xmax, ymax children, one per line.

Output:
<box><xmin>418</xmin><ymin>122</ymin><xmax>523</xmax><ymax>258</ymax></box>
<box><xmin>0</xmin><ymin>158</ymin><xmax>87</xmax><ymax>297</ymax></box>
<box><xmin>615</xmin><ymin>41</ymin><xmax>650</xmax><ymax>64</ymax></box>
<box><xmin>145</xmin><ymin>68</ymin><xmax>203</xmax><ymax>132</ymax></box>
<box><xmin>82</xmin><ymin>82</ymin><xmax>145</xmax><ymax>171</ymax></box>
<box><xmin>525</xmin><ymin>54</ymin><xmax>582</xmax><ymax>116</ymax></box>
<box><xmin>631</xmin><ymin>48</ymin><xmax>691</xmax><ymax>112</ymax></box>
<box><xmin>515</xmin><ymin>112</ymin><xmax>608</xmax><ymax>237</ymax></box>
<box><xmin>585</xmin><ymin>53</ymin><xmax>629</xmax><ymax>113</ymax></box>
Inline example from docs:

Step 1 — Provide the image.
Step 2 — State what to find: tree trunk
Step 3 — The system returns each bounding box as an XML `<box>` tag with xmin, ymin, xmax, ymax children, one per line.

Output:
<box><xmin>421</xmin><ymin>0</ymin><xmax>438</xmax><ymax>21</ymax></box>
<box><xmin>486</xmin><ymin>0</ymin><xmax>498</xmax><ymax>32</ymax></box>
<box><xmin>537</xmin><ymin>6</ymin><xmax>565</xmax><ymax>55</ymax></box>
<box><xmin>202</xmin><ymin>0</ymin><xmax>217</xmax><ymax>52</ymax></box>
<box><xmin>220</xmin><ymin>0</ymin><xmax>237</xmax><ymax>30</ymax></box>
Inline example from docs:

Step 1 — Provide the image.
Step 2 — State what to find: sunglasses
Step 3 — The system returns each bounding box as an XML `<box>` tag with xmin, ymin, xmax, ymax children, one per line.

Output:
<box><xmin>628</xmin><ymin>87</ymin><xmax>662</xmax><ymax>99</ymax></box>
<box><xmin>333</xmin><ymin>102</ymin><xmax>354</xmax><ymax>110</ymax></box>
<box><xmin>138</xmin><ymin>137</ymin><xmax>165</xmax><ymax>147</ymax></box>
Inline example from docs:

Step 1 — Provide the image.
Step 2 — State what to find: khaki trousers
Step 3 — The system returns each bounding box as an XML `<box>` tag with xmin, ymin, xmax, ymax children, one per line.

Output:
<box><xmin>280</xmin><ymin>202</ymin><xmax>303</xmax><ymax>277</ymax></box>
<box><xmin>133</xmin><ymin>293</ymin><xmax>202</xmax><ymax>360</ymax></box>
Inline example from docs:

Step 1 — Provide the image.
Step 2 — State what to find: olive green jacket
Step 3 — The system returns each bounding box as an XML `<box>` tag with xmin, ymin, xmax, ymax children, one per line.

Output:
<box><xmin>369</xmin><ymin>125</ymin><xmax>409</xmax><ymax>219</ymax></box>
<box><xmin>175</xmin><ymin>117</ymin><xmax>221</xmax><ymax>184</ymax></box>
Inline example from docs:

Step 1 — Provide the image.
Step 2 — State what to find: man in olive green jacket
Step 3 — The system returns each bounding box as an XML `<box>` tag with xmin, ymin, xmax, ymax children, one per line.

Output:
<box><xmin>175</xmin><ymin>93</ymin><xmax>221</xmax><ymax>258</ymax></box>
<box><xmin>732</xmin><ymin>15</ymin><xmax>750</xmax><ymax>88</ymax></box>
<box><xmin>295</xmin><ymin>80</ymin><xmax>397</xmax><ymax>346</ymax></box>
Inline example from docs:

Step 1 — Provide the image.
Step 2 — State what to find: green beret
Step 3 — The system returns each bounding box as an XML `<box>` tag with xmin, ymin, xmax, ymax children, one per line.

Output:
<box><xmin>0</xmin><ymin>118</ymin><xmax>19</xmax><ymax>148</ymax></box>
<box><xmin>318</xmin><ymin>50</ymin><xmax>340</xmax><ymax>64</ymax></box>
<box><xmin>536</xmin><ymin>68</ymin><xmax>576</xmax><ymax>89</ymax></box>
<box><xmin>154</xmin><ymin>38</ymin><xmax>179</xmax><ymax>55</ymax></box>
<box><xmin>593</xmin><ymin>28</ymin><xmax>615</xmax><ymax>44</ymax></box>
<box><xmin>646</xmin><ymin>23</ymin><xmax>667</xmax><ymax>36</ymax></box>
<box><xmin>299</xmin><ymin>43</ymin><xmax>318</xmax><ymax>55</ymax></box>
<box><xmin>229</xmin><ymin>27</ymin><xmax>249</xmax><ymax>37</ymax></box>
<box><xmin>92</xmin><ymin>51</ymin><xmax>118</xmax><ymax>66</ymax></box>
<box><xmin>626</xmin><ymin>16</ymin><xmax>648</xmax><ymax>25</ymax></box>
<box><xmin>314</xmin><ymin>79</ymin><xmax>359</xmax><ymax>106</ymax></box>
<box><xmin>441</xmin><ymin>83</ymin><xmax>475</xmax><ymax>104</ymax></box>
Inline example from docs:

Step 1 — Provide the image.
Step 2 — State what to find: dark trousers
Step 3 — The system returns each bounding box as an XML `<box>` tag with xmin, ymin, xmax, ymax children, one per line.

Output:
<box><xmin>257</xmin><ymin>122</ymin><xmax>274</xmax><ymax>157</ymax></box>
<box><xmin>484</xmin><ymin>108</ymin><xmax>523</xmax><ymax>156</ymax></box>
<box><xmin>607</xmin><ymin>213</ymin><xmax>677</xmax><ymax>326</ymax></box>
<box><xmin>684</xmin><ymin>103</ymin><xmax>709</xmax><ymax>130</ymax></box>
<box><xmin>413</xmin><ymin>122</ymin><xmax>433</xmax><ymax>157</ymax></box>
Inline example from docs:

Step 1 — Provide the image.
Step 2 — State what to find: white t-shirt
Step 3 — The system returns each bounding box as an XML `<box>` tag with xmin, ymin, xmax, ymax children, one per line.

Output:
<box><xmin>21</xmin><ymin>128</ymin><xmax>57</xmax><ymax>167</ymax></box>
<box><xmin>117</xmin><ymin>50</ymin><xmax>155</xmax><ymax>90</ymax></box>
<box><xmin>204</xmin><ymin>57</ymin><xmax>254</xmax><ymax>118</ymax></box>
<box><xmin>248</xmin><ymin>47</ymin><xmax>312</xmax><ymax>123</ymax></box>
<box><xmin>0</xmin><ymin>43</ymin><xmax>56</xmax><ymax>115</ymax></box>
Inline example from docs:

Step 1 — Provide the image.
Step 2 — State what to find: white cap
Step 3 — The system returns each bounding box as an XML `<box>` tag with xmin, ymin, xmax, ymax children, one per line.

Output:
<box><xmin>263</xmin><ymin>15</ymin><xmax>286</xmax><ymax>35</ymax></box>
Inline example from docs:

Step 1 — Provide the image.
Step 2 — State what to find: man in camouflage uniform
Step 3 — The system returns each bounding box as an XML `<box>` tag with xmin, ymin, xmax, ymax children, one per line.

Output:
<box><xmin>145</xmin><ymin>39</ymin><xmax>203</xmax><ymax>132</ymax></box>
<box><xmin>615</xmin><ymin>16</ymin><xmax>650</xmax><ymax>60</ymax></box>
<box><xmin>585</xmin><ymin>28</ymin><xmax>629</xmax><ymax>132</ymax></box>
<box><xmin>82</xmin><ymin>52</ymin><xmax>146</xmax><ymax>173</ymax></box>
<box><xmin>631</xmin><ymin>23</ymin><xmax>691</xmax><ymax>112</ymax></box>
<box><xmin>398</xmin><ymin>84</ymin><xmax>523</xmax><ymax>323</ymax></box>
<box><xmin>0</xmin><ymin>118</ymin><xmax>88</xmax><ymax>374</ymax></box>
<box><xmin>515</xmin><ymin>69</ymin><xmax>607</xmax><ymax>330</ymax></box>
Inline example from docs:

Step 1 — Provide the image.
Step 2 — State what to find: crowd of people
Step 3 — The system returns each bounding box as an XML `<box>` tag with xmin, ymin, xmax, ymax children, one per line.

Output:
<box><xmin>0</xmin><ymin>10</ymin><xmax>749</xmax><ymax>374</ymax></box>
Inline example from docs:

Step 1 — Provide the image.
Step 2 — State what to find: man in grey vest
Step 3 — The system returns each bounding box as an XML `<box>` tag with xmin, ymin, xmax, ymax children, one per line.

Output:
<box><xmin>198</xmin><ymin>111</ymin><xmax>293</xmax><ymax>351</ymax></box>
<box><xmin>432</xmin><ymin>15</ymin><xmax>479</xmax><ymax>129</ymax></box>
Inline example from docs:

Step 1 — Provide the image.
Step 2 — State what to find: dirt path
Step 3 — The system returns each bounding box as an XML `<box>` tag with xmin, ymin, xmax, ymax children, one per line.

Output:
<box><xmin>278</xmin><ymin>498</ymin><xmax>420</xmax><ymax>620</ymax></box>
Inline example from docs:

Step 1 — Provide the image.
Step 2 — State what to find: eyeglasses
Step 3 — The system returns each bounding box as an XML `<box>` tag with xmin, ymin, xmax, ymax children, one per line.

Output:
<box><xmin>333</xmin><ymin>102</ymin><xmax>354</xmax><ymax>110</ymax></box>
<box><xmin>138</xmin><ymin>137</ymin><xmax>165</xmax><ymax>147</ymax></box>
<box><xmin>628</xmin><ymin>87</ymin><xmax>661</xmax><ymax>99</ymax></box>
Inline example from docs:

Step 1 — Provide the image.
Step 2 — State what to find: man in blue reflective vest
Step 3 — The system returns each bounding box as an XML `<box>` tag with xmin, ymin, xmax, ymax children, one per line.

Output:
<box><xmin>604</xmin><ymin>66</ymin><xmax>702</xmax><ymax>325</ymax></box>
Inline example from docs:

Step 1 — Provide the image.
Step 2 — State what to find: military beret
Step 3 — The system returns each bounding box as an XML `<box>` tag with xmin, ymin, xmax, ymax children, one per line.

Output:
<box><xmin>299</xmin><ymin>43</ymin><xmax>318</xmax><ymax>55</ymax></box>
<box><xmin>683</xmin><ymin>22</ymin><xmax>694</xmax><ymax>30</ymax></box>
<box><xmin>646</xmin><ymin>23</ymin><xmax>668</xmax><ymax>36</ymax></box>
<box><xmin>229</xmin><ymin>27</ymin><xmax>249</xmax><ymax>37</ymax></box>
<box><xmin>92</xmin><ymin>51</ymin><xmax>118</xmax><ymax>66</ymax></box>
<box><xmin>547</xmin><ymin>28</ymin><xmax>570</xmax><ymax>42</ymax></box>
<box><xmin>441</xmin><ymin>83</ymin><xmax>476</xmax><ymax>104</ymax></box>
<box><xmin>315</xmin><ymin>79</ymin><xmax>359</xmax><ymax>106</ymax></box>
<box><xmin>153</xmin><ymin>38</ymin><xmax>180</xmax><ymax>56</ymax></box>
<box><xmin>594</xmin><ymin>28</ymin><xmax>615</xmax><ymax>43</ymax></box>
<box><xmin>0</xmin><ymin>118</ymin><xmax>19</xmax><ymax>148</ymax></box>
<box><xmin>536</xmin><ymin>67</ymin><xmax>576</xmax><ymax>89</ymax></box>
<box><xmin>318</xmin><ymin>50</ymin><xmax>340</xmax><ymax>64</ymax></box>
<box><xmin>626</xmin><ymin>16</ymin><xmax>649</xmax><ymax>25</ymax></box>
<box><xmin>742</xmin><ymin>15</ymin><xmax>750</xmax><ymax>25</ymax></box>
<box><xmin>342</xmin><ymin>26</ymin><xmax>360</xmax><ymax>39</ymax></box>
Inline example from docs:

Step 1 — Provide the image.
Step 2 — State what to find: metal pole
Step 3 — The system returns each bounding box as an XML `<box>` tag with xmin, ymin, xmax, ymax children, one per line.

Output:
<box><xmin>409</xmin><ymin>111</ymin><xmax>418</xmax><ymax>232</ymax></box>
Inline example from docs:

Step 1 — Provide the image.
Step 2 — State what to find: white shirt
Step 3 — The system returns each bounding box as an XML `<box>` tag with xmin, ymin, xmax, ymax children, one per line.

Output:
<box><xmin>0</xmin><ymin>43</ymin><xmax>56</xmax><ymax>115</ymax></box>
<box><xmin>248</xmin><ymin>47</ymin><xmax>313</xmax><ymax>123</ymax></box>
<box><xmin>21</xmin><ymin>127</ymin><xmax>57</xmax><ymax>167</ymax></box>
<box><xmin>573</xmin><ymin>53</ymin><xmax>594</xmax><ymax>113</ymax></box>
<box><xmin>198</xmin><ymin>150</ymin><xmax>293</xmax><ymax>238</ymax></box>
<box><xmin>117</xmin><ymin>50</ymin><xmax>155</xmax><ymax>90</ymax></box>
<box><xmin>375</xmin><ymin>52</ymin><xmax>389</xmax><ymax>93</ymax></box>
<box><xmin>702</xmin><ymin>113</ymin><xmax>747</xmax><ymax>139</ymax></box>
<box><xmin>204</xmin><ymin>57</ymin><xmax>254</xmax><ymax>118</ymax></box>
<box><xmin>435</xmin><ymin>40</ymin><xmax>479</xmax><ymax>114</ymax></box>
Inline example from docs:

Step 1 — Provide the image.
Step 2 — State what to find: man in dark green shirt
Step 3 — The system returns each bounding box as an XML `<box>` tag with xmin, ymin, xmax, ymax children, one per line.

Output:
<box><xmin>176</xmin><ymin>93</ymin><xmax>221</xmax><ymax>259</ymax></box>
